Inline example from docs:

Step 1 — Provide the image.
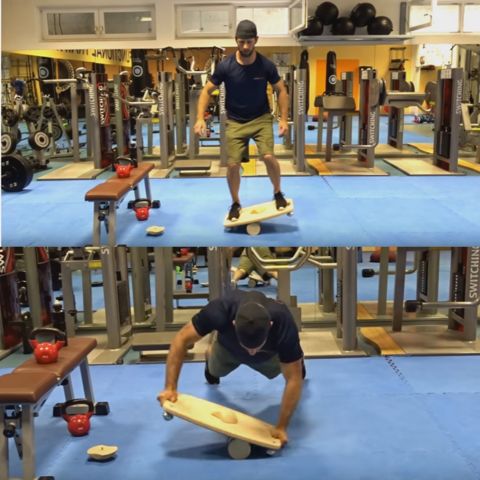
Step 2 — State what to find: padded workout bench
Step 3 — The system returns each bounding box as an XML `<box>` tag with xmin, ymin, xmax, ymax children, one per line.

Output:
<box><xmin>85</xmin><ymin>162</ymin><xmax>160</xmax><ymax>247</ymax></box>
<box><xmin>0</xmin><ymin>338</ymin><xmax>109</xmax><ymax>480</ymax></box>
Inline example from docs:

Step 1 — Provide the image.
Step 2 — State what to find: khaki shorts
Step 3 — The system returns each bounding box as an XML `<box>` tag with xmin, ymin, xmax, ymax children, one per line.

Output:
<box><xmin>207</xmin><ymin>337</ymin><xmax>282</xmax><ymax>379</ymax></box>
<box><xmin>226</xmin><ymin>113</ymin><xmax>274</xmax><ymax>165</ymax></box>
<box><xmin>237</xmin><ymin>247</ymin><xmax>274</xmax><ymax>280</ymax></box>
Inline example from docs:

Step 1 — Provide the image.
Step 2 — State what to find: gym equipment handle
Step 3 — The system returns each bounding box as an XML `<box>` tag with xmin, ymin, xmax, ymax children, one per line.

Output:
<box><xmin>245</xmin><ymin>247</ymin><xmax>312</xmax><ymax>272</ymax></box>
<box><xmin>405</xmin><ymin>296</ymin><xmax>480</xmax><ymax>312</ymax></box>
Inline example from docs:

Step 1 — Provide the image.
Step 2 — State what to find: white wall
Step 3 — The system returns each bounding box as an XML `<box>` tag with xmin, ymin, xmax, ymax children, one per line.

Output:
<box><xmin>2</xmin><ymin>0</ymin><xmax>480</xmax><ymax>51</ymax></box>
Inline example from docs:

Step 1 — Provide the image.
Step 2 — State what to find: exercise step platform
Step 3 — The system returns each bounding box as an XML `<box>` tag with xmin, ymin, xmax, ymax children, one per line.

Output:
<box><xmin>132</xmin><ymin>332</ymin><xmax>194</xmax><ymax>352</ymax></box>
<box><xmin>174</xmin><ymin>160</ymin><xmax>212</xmax><ymax>173</ymax></box>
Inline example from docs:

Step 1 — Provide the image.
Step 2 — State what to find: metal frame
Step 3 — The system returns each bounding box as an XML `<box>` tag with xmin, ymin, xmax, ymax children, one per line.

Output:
<box><xmin>0</xmin><ymin>357</ymin><xmax>96</xmax><ymax>480</ymax></box>
<box><xmin>60</xmin><ymin>247</ymin><xmax>132</xmax><ymax>364</ymax></box>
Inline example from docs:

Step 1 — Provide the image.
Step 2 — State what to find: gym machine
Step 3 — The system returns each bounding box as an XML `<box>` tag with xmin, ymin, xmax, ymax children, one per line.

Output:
<box><xmin>111</xmin><ymin>72</ymin><xmax>131</xmax><ymax>157</ymax></box>
<box><xmin>0</xmin><ymin>248</ymin><xmax>35</xmax><ymax>361</ymax></box>
<box><xmin>310</xmin><ymin>71</ymin><xmax>354</xmax><ymax>155</ymax></box>
<box><xmin>403</xmin><ymin>247</ymin><xmax>480</xmax><ymax>343</ymax></box>
<box><xmin>34</xmin><ymin>69</ymin><xmax>113</xmax><ymax>181</ymax></box>
<box><xmin>246</xmin><ymin>247</ymin><xmax>360</xmax><ymax>353</ymax></box>
<box><xmin>60</xmin><ymin>247</ymin><xmax>133</xmax><ymax>365</ymax></box>
<box><xmin>383</xmin><ymin>68</ymin><xmax>465</xmax><ymax>175</ymax></box>
<box><xmin>131</xmin><ymin>247</ymin><xmax>228</xmax><ymax>362</ymax></box>
<box><xmin>167</xmin><ymin>47</ymin><xmax>225</xmax><ymax>175</ymax></box>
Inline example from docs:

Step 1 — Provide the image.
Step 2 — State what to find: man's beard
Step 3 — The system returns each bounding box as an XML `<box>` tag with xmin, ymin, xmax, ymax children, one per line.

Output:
<box><xmin>238</xmin><ymin>48</ymin><xmax>254</xmax><ymax>57</ymax></box>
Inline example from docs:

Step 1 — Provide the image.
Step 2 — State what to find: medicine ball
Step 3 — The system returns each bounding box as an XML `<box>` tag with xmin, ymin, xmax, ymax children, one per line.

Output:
<box><xmin>367</xmin><ymin>16</ymin><xmax>394</xmax><ymax>35</ymax></box>
<box><xmin>303</xmin><ymin>16</ymin><xmax>324</xmax><ymax>35</ymax></box>
<box><xmin>350</xmin><ymin>3</ymin><xmax>376</xmax><ymax>28</ymax></box>
<box><xmin>315</xmin><ymin>2</ymin><xmax>339</xmax><ymax>26</ymax></box>
<box><xmin>331</xmin><ymin>17</ymin><xmax>356</xmax><ymax>35</ymax></box>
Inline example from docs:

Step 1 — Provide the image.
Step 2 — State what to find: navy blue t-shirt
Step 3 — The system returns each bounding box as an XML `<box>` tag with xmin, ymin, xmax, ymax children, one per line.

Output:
<box><xmin>192</xmin><ymin>290</ymin><xmax>303</xmax><ymax>364</ymax></box>
<box><xmin>209</xmin><ymin>52</ymin><xmax>281</xmax><ymax>123</ymax></box>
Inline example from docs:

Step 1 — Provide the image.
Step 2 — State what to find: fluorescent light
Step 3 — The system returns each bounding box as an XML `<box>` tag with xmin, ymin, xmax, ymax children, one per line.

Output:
<box><xmin>140</xmin><ymin>17</ymin><xmax>152</xmax><ymax>22</ymax></box>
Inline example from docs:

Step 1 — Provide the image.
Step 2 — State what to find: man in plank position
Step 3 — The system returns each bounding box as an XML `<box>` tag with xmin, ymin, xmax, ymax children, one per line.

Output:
<box><xmin>193</xmin><ymin>20</ymin><xmax>290</xmax><ymax>221</ymax></box>
<box><xmin>158</xmin><ymin>290</ymin><xmax>305</xmax><ymax>446</ymax></box>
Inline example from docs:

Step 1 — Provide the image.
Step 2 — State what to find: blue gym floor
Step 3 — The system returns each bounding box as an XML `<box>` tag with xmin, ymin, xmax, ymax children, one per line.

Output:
<box><xmin>3</xmin><ymin>175</ymin><xmax>480</xmax><ymax>246</ymax></box>
<box><xmin>3</xmin><ymin>116</ymin><xmax>480</xmax><ymax>246</ymax></box>
<box><xmin>2</xmin><ymin>355</ymin><xmax>480</xmax><ymax>480</ymax></box>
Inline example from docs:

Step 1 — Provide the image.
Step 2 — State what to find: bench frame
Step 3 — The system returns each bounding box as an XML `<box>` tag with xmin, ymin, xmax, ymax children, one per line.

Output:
<box><xmin>88</xmin><ymin>163</ymin><xmax>159</xmax><ymax>247</ymax></box>
<box><xmin>0</xmin><ymin>356</ymin><xmax>104</xmax><ymax>480</ymax></box>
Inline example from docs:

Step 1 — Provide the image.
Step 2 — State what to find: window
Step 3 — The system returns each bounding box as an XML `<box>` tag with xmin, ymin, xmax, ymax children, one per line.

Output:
<box><xmin>236</xmin><ymin>8</ymin><xmax>289</xmax><ymax>35</ymax></box>
<box><xmin>175</xmin><ymin>5</ymin><xmax>235</xmax><ymax>38</ymax></box>
<box><xmin>463</xmin><ymin>4</ymin><xmax>480</xmax><ymax>32</ymax></box>
<box><xmin>409</xmin><ymin>3</ymin><xmax>461</xmax><ymax>32</ymax></box>
<box><xmin>41</xmin><ymin>6</ymin><xmax>156</xmax><ymax>40</ymax></box>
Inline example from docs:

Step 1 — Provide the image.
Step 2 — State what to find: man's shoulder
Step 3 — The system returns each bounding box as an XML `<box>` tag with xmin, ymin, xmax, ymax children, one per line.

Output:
<box><xmin>256</xmin><ymin>52</ymin><xmax>276</xmax><ymax>67</ymax></box>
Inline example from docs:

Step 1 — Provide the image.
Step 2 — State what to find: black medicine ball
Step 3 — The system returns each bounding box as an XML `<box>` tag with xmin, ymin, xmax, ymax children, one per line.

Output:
<box><xmin>315</xmin><ymin>2</ymin><xmax>339</xmax><ymax>26</ymax></box>
<box><xmin>350</xmin><ymin>3</ymin><xmax>377</xmax><ymax>28</ymax></box>
<box><xmin>367</xmin><ymin>16</ymin><xmax>394</xmax><ymax>35</ymax></box>
<box><xmin>331</xmin><ymin>17</ymin><xmax>356</xmax><ymax>35</ymax></box>
<box><xmin>303</xmin><ymin>16</ymin><xmax>324</xmax><ymax>36</ymax></box>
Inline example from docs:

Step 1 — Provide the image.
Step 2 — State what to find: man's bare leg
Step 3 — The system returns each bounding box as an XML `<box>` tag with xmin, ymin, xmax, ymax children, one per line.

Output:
<box><xmin>227</xmin><ymin>163</ymin><xmax>242</xmax><ymax>204</ymax></box>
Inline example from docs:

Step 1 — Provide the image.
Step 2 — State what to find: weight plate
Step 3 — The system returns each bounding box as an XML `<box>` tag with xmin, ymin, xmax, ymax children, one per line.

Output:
<box><xmin>425</xmin><ymin>81</ymin><xmax>437</xmax><ymax>107</ymax></box>
<box><xmin>2</xmin><ymin>109</ymin><xmax>19</xmax><ymax>127</ymax></box>
<box><xmin>42</xmin><ymin>122</ymin><xmax>62</xmax><ymax>141</ymax></box>
<box><xmin>378</xmin><ymin>78</ymin><xmax>387</xmax><ymax>106</ymax></box>
<box><xmin>43</xmin><ymin>107</ymin><xmax>55</xmax><ymax>119</ymax></box>
<box><xmin>408</xmin><ymin>81</ymin><xmax>416</xmax><ymax>93</ymax></box>
<box><xmin>1</xmin><ymin>132</ymin><xmax>17</xmax><ymax>155</ymax></box>
<box><xmin>28</xmin><ymin>131</ymin><xmax>50</xmax><ymax>150</ymax></box>
<box><xmin>24</xmin><ymin>106</ymin><xmax>41</xmax><ymax>124</ymax></box>
<box><xmin>1</xmin><ymin>154</ymin><xmax>34</xmax><ymax>192</ymax></box>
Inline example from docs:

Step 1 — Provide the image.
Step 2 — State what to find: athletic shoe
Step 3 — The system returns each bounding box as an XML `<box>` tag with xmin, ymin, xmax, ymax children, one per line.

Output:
<box><xmin>274</xmin><ymin>191</ymin><xmax>288</xmax><ymax>210</ymax></box>
<box><xmin>228</xmin><ymin>202</ymin><xmax>241</xmax><ymax>221</ymax></box>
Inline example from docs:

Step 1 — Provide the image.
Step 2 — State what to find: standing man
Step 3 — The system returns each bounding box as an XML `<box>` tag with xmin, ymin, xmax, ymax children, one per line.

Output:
<box><xmin>194</xmin><ymin>20</ymin><xmax>290</xmax><ymax>221</ymax></box>
<box><xmin>158</xmin><ymin>290</ymin><xmax>305</xmax><ymax>446</ymax></box>
<box><xmin>10</xmin><ymin>77</ymin><xmax>25</xmax><ymax>98</ymax></box>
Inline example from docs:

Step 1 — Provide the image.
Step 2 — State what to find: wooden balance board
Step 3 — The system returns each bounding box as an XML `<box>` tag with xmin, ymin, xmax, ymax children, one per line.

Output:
<box><xmin>223</xmin><ymin>199</ymin><xmax>294</xmax><ymax>236</ymax></box>
<box><xmin>162</xmin><ymin>393</ymin><xmax>282</xmax><ymax>459</ymax></box>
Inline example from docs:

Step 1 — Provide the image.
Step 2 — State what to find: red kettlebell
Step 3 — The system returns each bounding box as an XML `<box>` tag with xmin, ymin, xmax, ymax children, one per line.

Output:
<box><xmin>185</xmin><ymin>276</ymin><xmax>193</xmax><ymax>293</ymax></box>
<box><xmin>29</xmin><ymin>327</ymin><xmax>66</xmax><ymax>364</ymax></box>
<box><xmin>113</xmin><ymin>157</ymin><xmax>136</xmax><ymax>178</ymax></box>
<box><xmin>133</xmin><ymin>198</ymin><xmax>152</xmax><ymax>221</ymax></box>
<box><xmin>181</xmin><ymin>248</ymin><xmax>189</xmax><ymax>256</ymax></box>
<box><xmin>61</xmin><ymin>399</ymin><xmax>94</xmax><ymax>437</ymax></box>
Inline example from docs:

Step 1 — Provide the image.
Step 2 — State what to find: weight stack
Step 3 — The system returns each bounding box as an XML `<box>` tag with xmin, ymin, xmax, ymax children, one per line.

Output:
<box><xmin>131</xmin><ymin>50</ymin><xmax>150</xmax><ymax>98</ymax></box>
<box><xmin>37</xmin><ymin>57</ymin><xmax>57</xmax><ymax>100</ymax></box>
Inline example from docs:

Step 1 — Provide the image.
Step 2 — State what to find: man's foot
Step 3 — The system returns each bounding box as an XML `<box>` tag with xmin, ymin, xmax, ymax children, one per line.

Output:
<box><xmin>274</xmin><ymin>191</ymin><xmax>288</xmax><ymax>210</ymax></box>
<box><xmin>228</xmin><ymin>202</ymin><xmax>242</xmax><ymax>221</ymax></box>
<box><xmin>205</xmin><ymin>360</ymin><xmax>220</xmax><ymax>385</ymax></box>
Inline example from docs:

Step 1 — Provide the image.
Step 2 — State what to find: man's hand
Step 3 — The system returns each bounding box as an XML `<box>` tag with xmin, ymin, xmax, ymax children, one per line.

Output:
<box><xmin>194</xmin><ymin>119</ymin><xmax>206</xmax><ymax>136</ymax></box>
<box><xmin>271</xmin><ymin>427</ymin><xmax>289</xmax><ymax>446</ymax></box>
<box><xmin>157</xmin><ymin>388</ymin><xmax>177</xmax><ymax>406</ymax></box>
<box><xmin>278</xmin><ymin>120</ymin><xmax>289</xmax><ymax>138</ymax></box>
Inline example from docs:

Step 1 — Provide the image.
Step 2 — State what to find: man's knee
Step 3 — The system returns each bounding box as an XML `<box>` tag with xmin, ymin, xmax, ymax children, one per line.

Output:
<box><xmin>262</xmin><ymin>154</ymin><xmax>277</xmax><ymax>164</ymax></box>
<box><xmin>228</xmin><ymin>162</ymin><xmax>241</xmax><ymax>172</ymax></box>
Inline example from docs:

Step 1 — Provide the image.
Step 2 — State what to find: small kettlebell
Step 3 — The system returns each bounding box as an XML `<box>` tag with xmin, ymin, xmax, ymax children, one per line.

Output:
<box><xmin>133</xmin><ymin>198</ymin><xmax>152</xmax><ymax>221</ymax></box>
<box><xmin>61</xmin><ymin>399</ymin><xmax>95</xmax><ymax>437</ymax></box>
<box><xmin>29</xmin><ymin>327</ymin><xmax>66</xmax><ymax>364</ymax></box>
<box><xmin>113</xmin><ymin>157</ymin><xmax>136</xmax><ymax>178</ymax></box>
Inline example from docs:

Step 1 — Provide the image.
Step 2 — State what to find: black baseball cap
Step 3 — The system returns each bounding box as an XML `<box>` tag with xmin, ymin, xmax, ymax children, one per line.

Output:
<box><xmin>235</xmin><ymin>292</ymin><xmax>271</xmax><ymax>349</ymax></box>
<box><xmin>236</xmin><ymin>20</ymin><xmax>258</xmax><ymax>39</ymax></box>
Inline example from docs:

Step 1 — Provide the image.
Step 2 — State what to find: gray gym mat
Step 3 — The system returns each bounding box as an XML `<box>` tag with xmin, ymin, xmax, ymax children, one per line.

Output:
<box><xmin>36</xmin><ymin>162</ymin><xmax>106</xmax><ymax>180</ymax></box>
<box><xmin>388</xmin><ymin>325</ymin><xmax>480</xmax><ymax>355</ymax></box>
<box><xmin>375</xmin><ymin>144</ymin><xmax>427</xmax><ymax>157</ymax></box>
<box><xmin>384</xmin><ymin>159</ymin><xmax>465</xmax><ymax>176</ymax></box>
<box><xmin>300</xmin><ymin>331</ymin><xmax>367</xmax><ymax>357</ymax></box>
